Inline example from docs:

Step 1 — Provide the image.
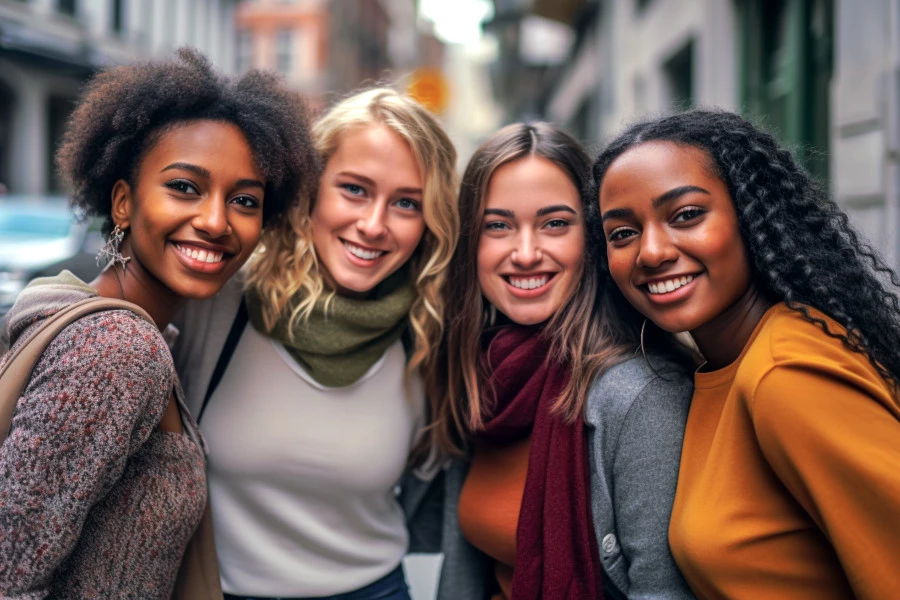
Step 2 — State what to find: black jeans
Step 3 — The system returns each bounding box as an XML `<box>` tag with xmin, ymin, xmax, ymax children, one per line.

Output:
<box><xmin>222</xmin><ymin>564</ymin><xmax>411</xmax><ymax>600</ymax></box>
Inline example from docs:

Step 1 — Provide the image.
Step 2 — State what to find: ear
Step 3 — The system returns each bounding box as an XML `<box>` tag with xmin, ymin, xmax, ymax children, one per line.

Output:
<box><xmin>111</xmin><ymin>179</ymin><xmax>132</xmax><ymax>230</ymax></box>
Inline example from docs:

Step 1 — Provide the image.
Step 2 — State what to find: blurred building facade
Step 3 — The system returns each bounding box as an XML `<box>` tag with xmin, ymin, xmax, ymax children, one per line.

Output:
<box><xmin>0</xmin><ymin>0</ymin><xmax>240</xmax><ymax>196</ymax></box>
<box><xmin>234</xmin><ymin>0</ymin><xmax>442</xmax><ymax>109</ymax></box>
<box><xmin>487</xmin><ymin>0</ymin><xmax>900</xmax><ymax>267</ymax></box>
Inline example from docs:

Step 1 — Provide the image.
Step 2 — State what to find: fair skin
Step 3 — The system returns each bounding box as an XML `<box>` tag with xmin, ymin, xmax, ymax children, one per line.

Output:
<box><xmin>310</xmin><ymin>124</ymin><xmax>426</xmax><ymax>297</ymax></box>
<box><xmin>93</xmin><ymin>119</ymin><xmax>265</xmax><ymax>430</ymax></box>
<box><xmin>598</xmin><ymin>141</ymin><xmax>772</xmax><ymax>369</ymax></box>
<box><xmin>477</xmin><ymin>156</ymin><xmax>585</xmax><ymax>326</ymax></box>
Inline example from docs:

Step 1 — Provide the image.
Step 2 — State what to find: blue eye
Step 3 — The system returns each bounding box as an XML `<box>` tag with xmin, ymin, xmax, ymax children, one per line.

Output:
<box><xmin>484</xmin><ymin>221</ymin><xmax>509</xmax><ymax>231</ymax></box>
<box><xmin>166</xmin><ymin>179</ymin><xmax>199</xmax><ymax>195</ymax></box>
<box><xmin>395</xmin><ymin>198</ymin><xmax>420</xmax><ymax>211</ymax></box>
<box><xmin>342</xmin><ymin>183</ymin><xmax>365</xmax><ymax>196</ymax></box>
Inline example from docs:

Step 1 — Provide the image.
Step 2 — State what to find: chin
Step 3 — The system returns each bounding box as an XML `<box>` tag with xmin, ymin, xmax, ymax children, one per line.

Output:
<box><xmin>504</xmin><ymin>309</ymin><xmax>552</xmax><ymax>327</ymax></box>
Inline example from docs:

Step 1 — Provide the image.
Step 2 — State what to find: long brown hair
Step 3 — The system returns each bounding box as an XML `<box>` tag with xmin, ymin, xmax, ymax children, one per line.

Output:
<box><xmin>428</xmin><ymin>122</ymin><xmax>639</xmax><ymax>457</ymax></box>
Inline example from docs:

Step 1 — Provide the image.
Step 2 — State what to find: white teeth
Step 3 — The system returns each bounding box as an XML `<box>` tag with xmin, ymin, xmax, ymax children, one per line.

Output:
<box><xmin>343</xmin><ymin>240</ymin><xmax>385</xmax><ymax>260</ymax></box>
<box><xmin>647</xmin><ymin>274</ymin><xmax>694</xmax><ymax>295</ymax></box>
<box><xmin>509</xmin><ymin>275</ymin><xmax>550</xmax><ymax>290</ymax></box>
<box><xmin>175</xmin><ymin>244</ymin><xmax>224</xmax><ymax>264</ymax></box>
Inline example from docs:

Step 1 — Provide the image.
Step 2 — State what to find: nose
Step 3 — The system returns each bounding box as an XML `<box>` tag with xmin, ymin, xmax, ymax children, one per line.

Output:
<box><xmin>511</xmin><ymin>230</ymin><xmax>542</xmax><ymax>269</ymax></box>
<box><xmin>357</xmin><ymin>200</ymin><xmax>388</xmax><ymax>240</ymax></box>
<box><xmin>636</xmin><ymin>224</ymin><xmax>677</xmax><ymax>268</ymax></box>
<box><xmin>192</xmin><ymin>194</ymin><xmax>231</xmax><ymax>238</ymax></box>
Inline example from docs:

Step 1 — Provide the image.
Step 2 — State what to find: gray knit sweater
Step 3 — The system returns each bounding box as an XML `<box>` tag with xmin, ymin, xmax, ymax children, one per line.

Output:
<box><xmin>0</xmin><ymin>272</ymin><xmax>207</xmax><ymax>599</ymax></box>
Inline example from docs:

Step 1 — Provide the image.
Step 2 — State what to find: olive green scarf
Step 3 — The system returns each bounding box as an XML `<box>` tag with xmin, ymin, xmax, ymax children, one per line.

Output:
<box><xmin>245</xmin><ymin>268</ymin><xmax>414</xmax><ymax>388</ymax></box>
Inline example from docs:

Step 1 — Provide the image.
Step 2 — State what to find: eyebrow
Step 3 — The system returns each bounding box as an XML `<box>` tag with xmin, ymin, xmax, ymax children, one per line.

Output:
<box><xmin>336</xmin><ymin>171</ymin><xmax>422</xmax><ymax>195</ymax></box>
<box><xmin>484</xmin><ymin>208</ymin><xmax>515</xmax><ymax>218</ymax></box>
<box><xmin>536</xmin><ymin>204</ymin><xmax>577</xmax><ymax>217</ymax></box>
<box><xmin>601</xmin><ymin>185</ymin><xmax>710</xmax><ymax>222</ymax></box>
<box><xmin>162</xmin><ymin>162</ymin><xmax>265</xmax><ymax>190</ymax></box>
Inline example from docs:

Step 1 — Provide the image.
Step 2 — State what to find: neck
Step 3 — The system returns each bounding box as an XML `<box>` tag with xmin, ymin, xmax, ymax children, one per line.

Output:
<box><xmin>90</xmin><ymin>248</ymin><xmax>182</xmax><ymax>331</ymax></box>
<box><xmin>691</xmin><ymin>284</ymin><xmax>774</xmax><ymax>370</ymax></box>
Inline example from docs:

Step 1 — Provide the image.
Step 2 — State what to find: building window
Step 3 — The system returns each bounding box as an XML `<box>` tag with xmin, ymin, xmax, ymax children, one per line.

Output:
<box><xmin>236</xmin><ymin>30</ymin><xmax>253</xmax><ymax>73</ymax></box>
<box><xmin>57</xmin><ymin>0</ymin><xmax>76</xmax><ymax>16</ymax></box>
<box><xmin>276</xmin><ymin>29</ymin><xmax>293</xmax><ymax>76</ymax></box>
<box><xmin>111</xmin><ymin>0</ymin><xmax>124</xmax><ymax>34</ymax></box>
<box><xmin>739</xmin><ymin>0</ymin><xmax>833</xmax><ymax>180</ymax></box>
<box><xmin>662</xmin><ymin>40</ymin><xmax>694</xmax><ymax>112</ymax></box>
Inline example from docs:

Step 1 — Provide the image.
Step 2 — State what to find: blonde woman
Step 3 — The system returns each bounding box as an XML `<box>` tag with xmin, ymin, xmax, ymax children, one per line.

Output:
<box><xmin>173</xmin><ymin>88</ymin><xmax>458</xmax><ymax>600</ymax></box>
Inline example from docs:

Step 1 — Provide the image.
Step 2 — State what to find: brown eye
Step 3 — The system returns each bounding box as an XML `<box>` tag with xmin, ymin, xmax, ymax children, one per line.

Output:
<box><xmin>673</xmin><ymin>207</ymin><xmax>706</xmax><ymax>223</ymax></box>
<box><xmin>166</xmin><ymin>179</ymin><xmax>199</xmax><ymax>195</ymax></box>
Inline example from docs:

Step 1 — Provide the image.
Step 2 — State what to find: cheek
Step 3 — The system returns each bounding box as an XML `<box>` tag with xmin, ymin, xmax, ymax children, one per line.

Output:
<box><xmin>396</xmin><ymin>218</ymin><xmax>427</xmax><ymax>255</ymax></box>
<box><xmin>558</xmin><ymin>233</ymin><xmax>585</xmax><ymax>272</ymax></box>
<box><xmin>605</xmin><ymin>250</ymin><xmax>633</xmax><ymax>289</ymax></box>
<box><xmin>476</xmin><ymin>241</ymin><xmax>499</xmax><ymax>298</ymax></box>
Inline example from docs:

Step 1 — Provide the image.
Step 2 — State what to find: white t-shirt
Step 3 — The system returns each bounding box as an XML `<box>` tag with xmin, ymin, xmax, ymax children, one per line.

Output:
<box><xmin>200</xmin><ymin>325</ymin><xmax>424</xmax><ymax>596</ymax></box>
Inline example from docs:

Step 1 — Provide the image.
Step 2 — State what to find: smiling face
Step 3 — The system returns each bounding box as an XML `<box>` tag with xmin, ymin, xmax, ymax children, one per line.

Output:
<box><xmin>113</xmin><ymin>119</ymin><xmax>265</xmax><ymax>300</ymax></box>
<box><xmin>477</xmin><ymin>156</ymin><xmax>585</xmax><ymax>326</ymax></box>
<box><xmin>598</xmin><ymin>141</ymin><xmax>754</xmax><ymax>334</ymax></box>
<box><xmin>310</xmin><ymin>124</ymin><xmax>426</xmax><ymax>296</ymax></box>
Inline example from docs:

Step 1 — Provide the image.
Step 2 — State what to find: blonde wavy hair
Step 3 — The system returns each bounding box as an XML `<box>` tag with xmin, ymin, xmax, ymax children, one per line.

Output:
<box><xmin>245</xmin><ymin>87</ymin><xmax>459</xmax><ymax>384</ymax></box>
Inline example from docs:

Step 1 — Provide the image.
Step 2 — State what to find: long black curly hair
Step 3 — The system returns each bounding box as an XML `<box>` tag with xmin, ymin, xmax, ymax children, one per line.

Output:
<box><xmin>56</xmin><ymin>47</ymin><xmax>318</xmax><ymax>232</ymax></box>
<box><xmin>590</xmin><ymin>108</ymin><xmax>900</xmax><ymax>388</ymax></box>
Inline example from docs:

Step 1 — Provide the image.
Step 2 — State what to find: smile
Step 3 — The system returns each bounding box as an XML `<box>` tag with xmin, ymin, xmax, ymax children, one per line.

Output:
<box><xmin>342</xmin><ymin>240</ymin><xmax>386</xmax><ymax>261</ymax></box>
<box><xmin>506</xmin><ymin>274</ymin><xmax>551</xmax><ymax>290</ymax></box>
<box><xmin>174</xmin><ymin>243</ymin><xmax>224</xmax><ymax>264</ymax></box>
<box><xmin>646</xmin><ymin>274</ymin><xmax>694</xmax><ymax>295</ymax></box>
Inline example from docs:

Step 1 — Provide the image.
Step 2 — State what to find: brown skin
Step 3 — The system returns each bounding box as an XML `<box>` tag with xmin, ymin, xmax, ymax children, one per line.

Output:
<box><xmin>92</xmin><ymin>120</ymin><xmax>266</xmax><ymax>430</ymax></box>
<box><xmin>598</xmin><ymin>141</ymin><xmax>772</xmax><ymax>369</ymax></box>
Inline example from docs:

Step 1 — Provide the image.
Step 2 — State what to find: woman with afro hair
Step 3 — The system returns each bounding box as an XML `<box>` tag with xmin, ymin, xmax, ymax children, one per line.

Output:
<box><xmin>0</xmin><ymin>48</ymin><xmax>317</xmax><ymax>598</ymax></box>
<box><xmin>594</xmin><ymin>109</ymin><xmax>900</xmax><ymax>598</ymax></box>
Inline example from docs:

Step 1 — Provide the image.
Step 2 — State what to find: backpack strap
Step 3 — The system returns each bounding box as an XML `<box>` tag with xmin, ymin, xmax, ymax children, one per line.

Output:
<box><xmin>197</xmin><ymin>297</ymin><xmax>248</xmax><ymax>424</ymax></box>
<box><xmin>0</xmin><ymin>297</ymin><xmax>153</xmax><ymax>444</ymax></box>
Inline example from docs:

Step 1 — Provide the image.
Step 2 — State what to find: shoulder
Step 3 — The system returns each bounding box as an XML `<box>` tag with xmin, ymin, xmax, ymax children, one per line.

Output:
<box><xmin>34</xmin><ymin>308</ymin><xmax>172</xmax><ymax>398</ymax></box>
<box><xmin>747</xmin><ymin>303</ymin><xmax>861</xmax><ymax>370</ymax></box>
<box><xmin>585</xmin><ymin>354</ymin><xmax>693</xmax><ymax>428</ymax></box>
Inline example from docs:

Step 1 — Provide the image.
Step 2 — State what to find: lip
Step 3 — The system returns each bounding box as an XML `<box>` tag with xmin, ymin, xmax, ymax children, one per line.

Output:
<box><xmin>503</xmin><ymin>272</ymin><xmax>557</xmax><ymax>299</ymax></box>
<box><xmin>341</xmin><ymin>238</ymin><xmax>388</xmax><ymax>267</ymax></box>
<box><xmin>170</xmin><ymin>241</ymin><xmax>231</xmax><ymax>274</ymax></box>
<box><xmin>640</xmin><ymin>273</ymin><xmax>701</xmax><ymax>305</ymax></box>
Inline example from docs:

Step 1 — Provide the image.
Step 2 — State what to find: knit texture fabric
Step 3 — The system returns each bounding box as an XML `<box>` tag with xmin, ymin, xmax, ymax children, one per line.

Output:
<box><xmin>475</xmin><ymin>325</ymin><xmax>603</xmax><ymax>600</ymax></box>
<box><xmin>0</xmin><ymin>272</ymin><xmax>207</xmax><ymax>599</ymax></box>
<box><xmin>245</xmin><ymin>267</ymin><xmax>414</xmax><ymax>387</ymax></box>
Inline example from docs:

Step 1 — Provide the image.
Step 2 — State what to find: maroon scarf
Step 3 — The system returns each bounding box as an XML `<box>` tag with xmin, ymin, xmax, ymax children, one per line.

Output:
<box><xmin>478</xmin><ymin>325</ymin><xmax>603</xmax><ymax>599</ymax></box>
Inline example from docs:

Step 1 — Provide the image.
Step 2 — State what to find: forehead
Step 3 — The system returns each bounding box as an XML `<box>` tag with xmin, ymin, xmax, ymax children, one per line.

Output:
<box><xmin>599</xmin><ymin>141</ymin><xmax>720</xmax><ymax>202</ymax></box>
<box><xmin>327</xmin><ymin>124</ymin><xmax>422</xmax><ymax>184</ymax></box>
<box><xmin>485</xmin><ymin>156</ymin><xmax>581</xmax><ymax>211</ymax></box>
<box><xmin>143</xmin><ymin>120</ymin><xmax>260</xmax><ymax>171</ymax></box>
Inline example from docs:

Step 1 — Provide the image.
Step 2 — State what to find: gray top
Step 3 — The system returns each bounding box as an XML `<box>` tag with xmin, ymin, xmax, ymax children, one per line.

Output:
<box><xmin>404</xmin><ymin>355</ymin><xmax>696</xmax><ymax>599</ymax></box>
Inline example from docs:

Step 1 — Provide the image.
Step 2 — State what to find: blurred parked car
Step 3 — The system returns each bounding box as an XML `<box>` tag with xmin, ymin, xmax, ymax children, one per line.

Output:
<box><xmin>0</xmin><ymin>195</ymin><xmax>104</xmax><ymax>315</ymax></box>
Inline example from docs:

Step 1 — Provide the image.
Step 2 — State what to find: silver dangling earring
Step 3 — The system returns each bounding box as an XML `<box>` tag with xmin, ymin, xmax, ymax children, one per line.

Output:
<box><xmin>640</xmin><ymin>318</ymin><xmax>649</xmax><ymax>362</ymax></box>
<box><xmin>96</xmin><ymin>224</ymin><xmax>132</xmax><ymax>269</ymax></box>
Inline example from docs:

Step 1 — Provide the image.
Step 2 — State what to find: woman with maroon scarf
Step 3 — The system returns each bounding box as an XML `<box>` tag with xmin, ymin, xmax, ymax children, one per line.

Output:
<box><xmin>427</xmin><ymin>123</ymin><xmax>696</xmax><ymax>599</ymax></box>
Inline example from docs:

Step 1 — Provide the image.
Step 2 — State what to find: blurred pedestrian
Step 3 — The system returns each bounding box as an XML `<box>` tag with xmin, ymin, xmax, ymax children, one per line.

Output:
<box><xmin>172</xmin><ymin>88</ymin><xmax>458</xmax><ymax>600</ymax></box>
<box><xmin>0</xmin><ymin>48</ymin><xmax>316</xmax><ymax>598</ymax></box>
<box><xmin>595</xmin><ymin>109</ymin><xmax>900</xmax><ymax>598</ymax></box>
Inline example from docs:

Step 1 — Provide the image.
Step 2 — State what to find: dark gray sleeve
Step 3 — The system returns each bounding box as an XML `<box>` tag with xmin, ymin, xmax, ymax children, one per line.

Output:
<box><xmin>586</xmin><ymin>358</ymin><xmax>696</xmax><ymax>600</ymax></box>
<box><xmin>611</xmin><ymin>371</ymin><xmax>694</xmax><ymax>600</ymax></box>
